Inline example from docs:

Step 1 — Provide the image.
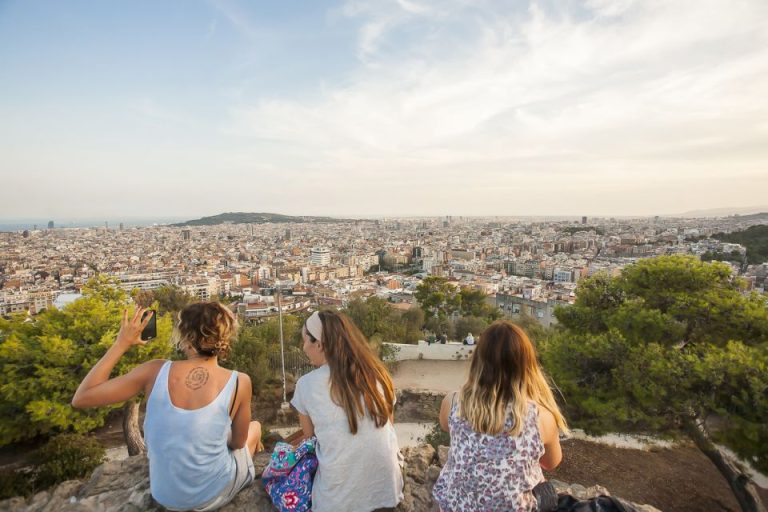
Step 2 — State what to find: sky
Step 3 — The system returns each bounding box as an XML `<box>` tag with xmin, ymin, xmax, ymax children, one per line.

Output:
<box><xmin>1</xmin><ymin>0</ymin><xmax>767</xmax><ymax>221</ymax></box>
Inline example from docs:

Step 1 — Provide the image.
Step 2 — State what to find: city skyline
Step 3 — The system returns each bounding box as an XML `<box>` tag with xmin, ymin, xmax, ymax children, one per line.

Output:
<box><xmin>1</xmin><ymin>0</ymin><xmax>767</xmax><ymax>218</ymax></box>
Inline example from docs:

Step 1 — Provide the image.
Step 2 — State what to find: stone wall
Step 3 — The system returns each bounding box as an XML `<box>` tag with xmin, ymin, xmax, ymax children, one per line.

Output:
<box><xmin>385</xmin><ymin>341</ymin><xmax>475</xmax><ymax>361</ymax></box>
<box><xmin>395</xmin><ymin>389</ymin><xmax>444</xmax><ymax>423</ymax></box>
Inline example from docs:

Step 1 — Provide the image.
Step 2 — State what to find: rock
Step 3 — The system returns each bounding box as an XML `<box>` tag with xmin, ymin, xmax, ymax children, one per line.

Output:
<box><xmin>2</xmin><ymin>442</ymin><xmax>661</xmax><ymax>512</ymax></box>
<box><xmin>584</xmin><ymin>484</ymin><xmax>610</xmax><ymax>498</ymax></box>
<box><xmin>402</xmin><ymin>444</ymin><xmax>435</xmax><ymax>484</ymax></box>
<box><xmin>252</xmin><ymin>451</ymin><xmax>272</xmax><ymax>476</ymax></box>
<box><xmin>219</xmin><ymin>481</ymin><xmax>274</xmax><ymax>512</ymax></box>
<box><xmin>426</xmin><ymin>464</ymin><xmax>441</xmax><ymax>483</ymax></box>
<box><xmin>0</xmin><ymin>496</ymin><xmax>27</xmax><ymax>512</ymax></box>
<box><xmin>550</xmin><ymin>479</ymin><xmax>569</xmax><ymax>493</ymax></box>
<box><xmin>570</xmin><ymin>483</ymin><xmax>588</xmax><ymax>499</ymax></box>
<box><xmin>437</xmin><ymin>445</ymin><xmax>449</xmax><ymax>466</ymax></box>
<box><xmin>41</xmin><ymin>481</ymin><xmax>84</xmax><ymax>512</ymax></box>
<box><xmin>25</xmin><ymin>490</ymin><xmax>50</xmax><ymax>512</ymax></box>
<box><xmin>79</xmin><ymin>455</ymin><xmax>148</xmax><ymax>499</ymax></box>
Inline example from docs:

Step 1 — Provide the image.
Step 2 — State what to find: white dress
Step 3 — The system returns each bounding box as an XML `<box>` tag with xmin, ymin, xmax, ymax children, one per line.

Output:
<box><xmin>291</xmin><ymin>364</ymin><xmax>403</xmax><ymax>512</ymax></box>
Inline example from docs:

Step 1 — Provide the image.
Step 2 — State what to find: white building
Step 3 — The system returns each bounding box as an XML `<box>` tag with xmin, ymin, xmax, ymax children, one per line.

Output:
<box><xmin>310</xmin><ymin>247</ymin><xmax>331</xmax><ymax>266</ymax></box>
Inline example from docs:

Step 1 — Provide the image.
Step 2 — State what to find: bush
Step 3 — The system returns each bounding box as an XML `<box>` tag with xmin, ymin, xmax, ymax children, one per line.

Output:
<box><xmin>420</xmin><ymin>421</ymin><xmax>450</xmax><ymax>451</ymax></box>
<box><xmin>33</xmin><ymin>433</ymin><xmax>106</xmax><ymax>489</ymax></box>
<box><xmin>0</xmin><ymin>468</ymin><xmax>35</xmax><ymax>500</ymax></box>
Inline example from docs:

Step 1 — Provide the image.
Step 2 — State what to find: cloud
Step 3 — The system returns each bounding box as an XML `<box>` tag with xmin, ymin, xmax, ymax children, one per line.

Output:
<box><xmin>214</xmin><ymin>0</ymin><xmax>768</xmax><ymax>214</ymax></box>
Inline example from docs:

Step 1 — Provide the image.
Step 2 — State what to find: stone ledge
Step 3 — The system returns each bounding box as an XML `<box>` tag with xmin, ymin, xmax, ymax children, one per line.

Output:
<box><xmin>0</xmin><ymin>445</ymin><xmax>661</xmax><ymax>512</ymax></box>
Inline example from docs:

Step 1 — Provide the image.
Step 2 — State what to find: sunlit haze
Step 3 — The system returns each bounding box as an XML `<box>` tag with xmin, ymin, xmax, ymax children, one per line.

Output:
<box><xmin>1</xmin><ymin>0</ymin><xmax>767</xmax><ymax>220</ymax></box>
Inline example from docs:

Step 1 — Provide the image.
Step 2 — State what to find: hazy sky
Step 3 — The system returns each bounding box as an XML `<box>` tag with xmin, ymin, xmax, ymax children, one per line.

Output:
<box><xmin>1</xmin><ymin>0</ymin><xmax>767</xmax><ymax>220</ymax></box>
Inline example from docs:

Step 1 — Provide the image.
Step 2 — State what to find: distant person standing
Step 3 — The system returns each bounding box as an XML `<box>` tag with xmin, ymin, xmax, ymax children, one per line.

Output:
<box><xmin>464</xmin><ymin>332</ymin><xmax>475</xmax><ymax>346</ymax></box>
<box><xmin>433</xmin><ymin>320</ymin><xmax>568</xmax><ymax>511</ymax></box>
<box><xmin>440</xmin><ymin>333</ymin><xmax>448</xmax><ymax>344</ymax></box>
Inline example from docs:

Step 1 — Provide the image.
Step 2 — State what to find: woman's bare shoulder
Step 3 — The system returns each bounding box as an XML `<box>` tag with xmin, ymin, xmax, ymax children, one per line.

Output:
<box><xmin>536</xmin><ymin>403</ymin><xmax>558</xmax><ymax>439</ymax></box>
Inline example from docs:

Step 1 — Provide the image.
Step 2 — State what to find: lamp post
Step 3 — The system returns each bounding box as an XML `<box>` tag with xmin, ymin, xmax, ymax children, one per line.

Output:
<box><xmin>275</xmin><ymin>261</ymin><xmax>289</xmax><ymax>408</ymax></box>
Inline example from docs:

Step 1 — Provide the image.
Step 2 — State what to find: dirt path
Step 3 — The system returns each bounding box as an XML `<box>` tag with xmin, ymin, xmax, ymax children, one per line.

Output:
<box><xmin>392</xmin><ymin>359</ymin><xmax>469</xmax><ymax>393</ymax></box>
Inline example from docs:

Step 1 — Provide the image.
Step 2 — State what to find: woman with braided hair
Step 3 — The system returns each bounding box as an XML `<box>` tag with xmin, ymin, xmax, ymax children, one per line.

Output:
<box><xmin>73</xmin><ymin>302</ymin><xmax>262</xmax><ymax>511</ymax></box>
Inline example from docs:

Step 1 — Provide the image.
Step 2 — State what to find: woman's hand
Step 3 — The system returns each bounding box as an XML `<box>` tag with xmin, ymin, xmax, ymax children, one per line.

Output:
<box><xmin>72</xmin><ymin>307</ymin><xmax>160</xmax><ymax>409</ymax></box>
<box><xmin>115</xmin><ymin>308</ymin><xmax>153</xmax><ymax>348</ymax></box>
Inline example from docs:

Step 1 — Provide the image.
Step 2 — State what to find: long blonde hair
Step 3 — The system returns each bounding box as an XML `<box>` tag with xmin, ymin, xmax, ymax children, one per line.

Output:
<box><xmin>310</xmin><ymin>310</ymin><xmax>395</xmax><ymax>435</ymax></box>
<box><xmin>459</xmin><ymin>320</ymin><xmax>568</xmax><ymax>436</ymax></box>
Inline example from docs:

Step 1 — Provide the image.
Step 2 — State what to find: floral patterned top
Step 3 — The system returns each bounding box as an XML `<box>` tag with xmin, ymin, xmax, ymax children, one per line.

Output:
<box><xmin>433</xmin><ymin>396</ymin><xmax>545</xmax><ymax>512</ymax></box>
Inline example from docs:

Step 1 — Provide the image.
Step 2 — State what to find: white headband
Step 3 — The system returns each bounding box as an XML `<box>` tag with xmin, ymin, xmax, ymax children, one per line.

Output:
<box><xmin>305</xmin><ymin>311</ymin><xmax>323</xmax><ymax>342</ymax></box>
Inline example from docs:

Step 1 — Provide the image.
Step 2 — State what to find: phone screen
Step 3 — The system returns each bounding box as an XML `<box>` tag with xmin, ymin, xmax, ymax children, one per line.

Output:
<box><xmin>141</xmin><ymin>310</ymin><xmax>157</xmax><ymax>341</ymax></box>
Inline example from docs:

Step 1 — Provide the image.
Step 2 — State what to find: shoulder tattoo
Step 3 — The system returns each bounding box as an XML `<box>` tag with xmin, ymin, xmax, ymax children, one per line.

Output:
<box><xmin>185</xmin><ymin>367</ymin><xmax>209</xmax><ymax>390</ymax></box>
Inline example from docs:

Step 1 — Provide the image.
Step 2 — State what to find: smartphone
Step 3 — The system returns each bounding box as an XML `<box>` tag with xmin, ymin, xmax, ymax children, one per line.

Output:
<box><xmin>141</xmin><ymin>309</ymin><xmax>157</xmax><ymax>341</ymax></box>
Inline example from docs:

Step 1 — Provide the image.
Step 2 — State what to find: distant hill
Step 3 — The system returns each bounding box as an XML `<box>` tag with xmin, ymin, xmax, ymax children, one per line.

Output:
<box><xmin>712</xmin><ymin>224</ymin><xmax>768</xmax><ymax>264</ymax></box>
<box><xmin>730</xmin><ymin>212</ymin><xmax>768</xmax><ymax>221</ymax></box>
<box><xmin>173</xmin><ymin>212</ymin><xmax>355</xmax><ymax>226</ymax></box>
<box><xmin>677</xmin><ymin>206</ymin><xmax>768</xmax><ymax>217</ymax></box>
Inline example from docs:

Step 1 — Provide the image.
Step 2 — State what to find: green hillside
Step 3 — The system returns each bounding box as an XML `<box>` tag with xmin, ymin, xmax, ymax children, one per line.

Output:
<box><xmin>713</xmin><ymin>224</ymin><xmax>768</xmax><ymax>264</ymax></box>
<box><xmin>173</xmin><ymin>212</ymin><xmax>354</xmax><ymax>226</ymax></box>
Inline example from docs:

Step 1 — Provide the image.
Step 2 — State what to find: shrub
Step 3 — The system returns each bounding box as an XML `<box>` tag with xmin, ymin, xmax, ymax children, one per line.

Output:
<box><xmin>33</xmin><ymin>433</ymin><xmax>106</xmax><ymax>488</ymax></box>
<box><xmin>420</xmin><ymin>421</ymin><xmax>450</xmax><ymax>451</ymax></box>
<box><xmin>0</xmin><ymin>468</ymin><xmax>35</xmax><ymax>500</ymax></box>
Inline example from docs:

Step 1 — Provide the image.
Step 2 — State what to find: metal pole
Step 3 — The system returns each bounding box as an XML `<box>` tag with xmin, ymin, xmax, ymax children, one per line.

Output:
<box><xmin>276</xmin><ymin>266</ymin><xmax>287</xmax><ymax>405</ymax></box>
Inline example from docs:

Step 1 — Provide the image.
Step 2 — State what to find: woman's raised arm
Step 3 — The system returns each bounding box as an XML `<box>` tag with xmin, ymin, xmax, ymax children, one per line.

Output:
<box><xmin>72</xmin><ymin>308</ymin><xmax>161</xmax><ymax>409</ymax></box>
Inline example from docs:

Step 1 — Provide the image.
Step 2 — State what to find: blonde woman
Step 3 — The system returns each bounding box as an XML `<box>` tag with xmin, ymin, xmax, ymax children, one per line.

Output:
<box><xmin>291</xmin><ymin>310</ymin><xmax>403</xmax><ymax>512</ymax></box>
<box><xmin>433</xmin><ymin>320</ymin><xmax>568</xmax><ymax>512</ymax></box>
<box><xmin>72</xmin><ymin>303</ymin><xmax>262</xmax><ymax>511</ymax></box>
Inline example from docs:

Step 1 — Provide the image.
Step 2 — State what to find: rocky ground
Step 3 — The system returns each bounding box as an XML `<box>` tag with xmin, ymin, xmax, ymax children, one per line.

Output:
<box><xmin>0</xmin><ymin>444</ymin><xmax>660</xmax><ymax>512</ymax></box>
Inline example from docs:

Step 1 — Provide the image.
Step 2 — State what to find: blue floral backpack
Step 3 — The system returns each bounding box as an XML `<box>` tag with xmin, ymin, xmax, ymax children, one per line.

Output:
<box><xmin>262</xmin><ymin>436</ymin><xmax>318</xmax><ymax>512</ymax></box>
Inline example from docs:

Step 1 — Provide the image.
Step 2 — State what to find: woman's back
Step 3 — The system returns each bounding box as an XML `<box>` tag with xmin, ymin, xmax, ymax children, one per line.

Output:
<box><xmin>433</xmin><ymin>397</ymin><xmax>544</xmax><ymax>512</ymax></box>
<box><xmin>291</xmin><ymin>364</ymin><xmax>403</xmax><ymax>512</ymax></box>
<box><xmin>144</xmin><ymin>361</ymin><xmax>239</xmax><ymax>510</ymax></box>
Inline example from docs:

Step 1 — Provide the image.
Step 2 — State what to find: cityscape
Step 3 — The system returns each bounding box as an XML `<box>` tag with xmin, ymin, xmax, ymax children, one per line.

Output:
<box><xmin>2</xmin><ymin>212</ymin><xmax>766</xmax><ymax>328</ymax></box>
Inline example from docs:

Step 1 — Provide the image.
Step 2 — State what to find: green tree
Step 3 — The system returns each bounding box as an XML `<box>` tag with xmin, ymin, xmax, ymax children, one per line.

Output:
<box><xmin>0</xmin><ymin>276</ymin><xmax>172</xmax><ymax>446</ymax></box>
<box><xmin>542</xmin><ymin>255</ymin><xmax>768</xmax><ymax>512</ymax></box>
<box><xmin>131</xmin><ymin>284</ymin><xmax>194</xmax><ymax>315</ymax></box>
<box><xmin>712</xmin><ymin>224</ymin><xmax>768</xmax><ymax>264</ymax></box>
<box><xmin>458</xmin><ymin>287</ymin><xmax>501</xmax><ymax>321</ymax></box>
<box><xmin>343</xmin><ymin>297</ymin><xmax>422</xmax><ymax>344</ymax></box>
<box><xmin>401</xmin><ymin>307</ymin><xmax>425</xmax><ymax>344</ymax></box>
<box><xmin>424</xmin><ymin>315</ymin><xmax>455</xmax><ymax>340</ymax></box>
<box><xmin>225</xmin><ymin>314</ymin><xmax>303</xmax><ymax>395</ymax></box>
<box><xmin>454</xmin><ymin>316</ymin><xmax>488</xmax><ymax>341</ymax></box>
<box><xmin>414</xmin><ymin>277</ymin><xmax>461</xmax><ymax>319</ymax></box>
<box><xmin>345</xmin><ymin>297</ymin><xmax>396</xmax><ymax>340</ymax></box>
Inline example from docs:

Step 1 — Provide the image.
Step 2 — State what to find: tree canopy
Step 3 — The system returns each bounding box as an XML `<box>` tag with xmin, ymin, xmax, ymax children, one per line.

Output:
<box><xmin>542</xmin><ymin>255</ymin><xmax>768</xmax><ymax>477</ymax></box>
<box><xmin>0</xmin><ymin>276</ymin><xmax>173</xmax><ymax>445</ymax></box>
<box><xmin>343</xmin><ymin>296</ymin><xmax>424</xmax><ymax>344</ymax></box>
<box><xmin>712</xmin><ymin>224</ymin><xmax>768</xmax><ymax>264</ymax></box>
<box><xmin>414</xmin><ymin>277</ymin><xmax>500</xmax><ymax>340</ymax></box>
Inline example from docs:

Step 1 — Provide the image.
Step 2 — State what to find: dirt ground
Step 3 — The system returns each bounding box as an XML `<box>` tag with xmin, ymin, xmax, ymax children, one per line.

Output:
<box><xmin>546</xmin><ymin>438</ymin><xmax>768</xmax><ymax>512</ymax></box>
<box><xmin>391</xmin><ymin>359</ymin><xmax>768</xmax><ymax>512</ymax></box>
<box><xmin>391</xmin><ymin>359</ymin><xmax>469</xmax><ymax>393</ymax></box>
